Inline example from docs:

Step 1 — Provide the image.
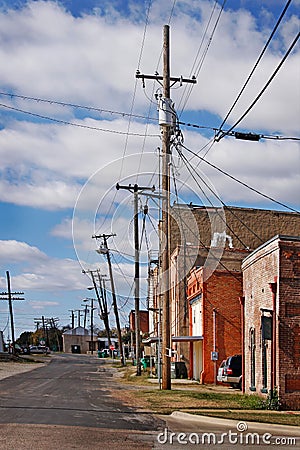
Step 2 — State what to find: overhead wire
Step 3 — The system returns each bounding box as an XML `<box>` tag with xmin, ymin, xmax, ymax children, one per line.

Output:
<box><xmin>216</xmin><ymin>30</ymin><xmax>300</xmax><ymax>141</ymax></box>
<box><xmin>175</xmin><ymin>144</ymin><xmax>265</xmax><ymax>245</ymax></box>
<box><xmin>181</xmin><ymin>143</ymin><xmax>300</xmax><ymax>214</ymax></box>
<box><xmin>178</xmin><ymin>0</ymin><xmax>227</xmax><ymax>117</ymax></box>
<box><xmin>96</xmin><ymin>0</ymin><xmax>154</xmax><ymax>235</ymax></box>
<box><xmin>0</xmin><ymin>102</ymin><xmax>160</xmax><ymax>137</ymax></box>
<box><xmin>174</xmin><ymin>144</ymin><xmax>255</xmax><ymax>249</ymax></box>
<box><xmin>0</xmin><ymin>91</ymin><xmax>298</xmax><ymax>141</ymax></box>
<box><xmin>216</xmin><ymin>0</ymin><xmax>293</xmax><ymax>140</ymax></box>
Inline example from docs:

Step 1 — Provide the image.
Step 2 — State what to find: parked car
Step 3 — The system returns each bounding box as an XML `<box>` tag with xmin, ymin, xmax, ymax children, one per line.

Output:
<box><xmin>29</xmin><ymin>345</ymin><xmax>50</xmax><ymax>354</ymax></box>
<box><xmin>217</xmin><ymin>359</ymin><xmax>227</xmax><ymax>382</ymax></box>
<box><xmin>221</xmin><ymin>354</ymin><xmax>242</xmax><ymax>389</ymax></box>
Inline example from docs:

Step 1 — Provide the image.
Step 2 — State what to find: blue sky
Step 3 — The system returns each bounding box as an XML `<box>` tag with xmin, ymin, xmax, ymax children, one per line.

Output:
<box><xmin>0</xmin><ymin>0</ymin><xmax>299</xmax><ymax>339</ymax></box>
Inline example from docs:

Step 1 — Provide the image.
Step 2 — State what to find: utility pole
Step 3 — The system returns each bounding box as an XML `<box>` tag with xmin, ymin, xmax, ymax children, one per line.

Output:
<box><xmin>83</xmin><ymin>298</ymin><xmax>96</xmax><ymax>354</ymax></box>
<box><xmin>94</xmin><ymin>233</ymin><xmax>125</xmax><ymax>366</ymax></box>
<box><xmin>116</xmin><ymin>183</ymin><xmax>155</xmax><ymax>375</ymax></box>
<box><xmin>74</xmin><ymin>309</ymin><xmax>83</xmax><ymax>328</ymax></box>
<box><xmin>136</xmin><ymin>25</ymin><xmax>196</xmax><ymax>389</ymax></box>
<box><xmin>96</xmin><ymin>271</ymin><xmax>112</xmax><ymax>348</ymax></box>
<box><xmin>69</xmin><ymin>310</ymin><xmax>75</xmax><ymax>329</ymax></box>
<box><xmin>83</xmin><ymin>269</ymin><xmax>112</xmax><ymax>348</ymax></box>
<box><xmin>0</xmin><ymin>271</ymin><xmax>25</xmax><ymax>355</ymax></box>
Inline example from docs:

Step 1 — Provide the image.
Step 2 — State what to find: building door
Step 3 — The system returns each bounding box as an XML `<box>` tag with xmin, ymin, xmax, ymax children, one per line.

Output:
<box><xmin>193</xmin><ymin>341</ymin><xmax>203</xmax><ymax>380</ymax></box>
<box><xmin>71</xmin><ymin>345</ymin><xmax>81</xmax><ymax>354</ymax></box>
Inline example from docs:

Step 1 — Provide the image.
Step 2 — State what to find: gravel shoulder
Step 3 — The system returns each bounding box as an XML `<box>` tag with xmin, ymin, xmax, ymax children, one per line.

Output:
<box><xmin>0</xmin><ymin>357</ymin><xmax>49</xmax><ymax>380</ymax></box>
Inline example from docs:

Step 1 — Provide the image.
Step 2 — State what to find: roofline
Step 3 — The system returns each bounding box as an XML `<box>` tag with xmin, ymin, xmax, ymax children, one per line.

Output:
<box><xmin>172</xmin><ymin>203</ymin><xmax>300</xmax><ymax>215</ymax></box>
<box><xmin>243</xmin><ymin>234</ymin><xmax>300</xmax><ymax>264</ymax></box>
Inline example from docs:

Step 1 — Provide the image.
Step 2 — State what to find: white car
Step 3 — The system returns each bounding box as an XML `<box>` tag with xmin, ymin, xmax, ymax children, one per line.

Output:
<box><xmin>217</xmin><ymin>359</ymin><xmax>226</xmax><ymax>382</ymax></box>
<box><xmin>29</xmin><ymin>345</ymin><xmax>50</xmax><ymax>354</ymax></box>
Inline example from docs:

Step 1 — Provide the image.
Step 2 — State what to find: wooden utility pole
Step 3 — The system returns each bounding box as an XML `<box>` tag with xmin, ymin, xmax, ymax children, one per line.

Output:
<box><xmin>69</xmin><ymin>310</ymin><xmax>75</xmax><ymax>329</ymax></box>
<box><xmin>116</xmin><ymin>183</ymin><xmax>154</xmax><ymax>375</ymax></box>
<box><xmin>136</xmin><ymin>25</ymin><xmax>196</xmax><ymax>389</ymax></box>
<box><xmin>83</xmin><ymin>269</ymin><xmax>112</xmax><ymax>347</ymax></box>
<box><xmin>0</xmin><ymin>271</ymin><xmax>25</xmax><ymax>354</ymax></box>
<box><xmin>94</xmin><ymin>233</ymin><xmax>125</xmax><ymax>366</ymax></box>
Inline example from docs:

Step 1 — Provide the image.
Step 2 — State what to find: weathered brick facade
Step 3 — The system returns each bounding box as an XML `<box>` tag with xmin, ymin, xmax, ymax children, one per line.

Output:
<box><xmin>152</xmin><ymin>206</ymin><xmax>300</xmax><ymax>384</ymax></box>
<box><xmin>168</xmin><ymin>206</ymin><xmax>300</xmax><ymax>371</ymax></box>
<box><xmin>242</xmin><ymin>235</ymin><xmax>300</xmax><ymax>410</ymax></box>
<box><xmin>170</xmin><ymin>204</ymin><xmax>300</xmax><ymax>253</ymax></box>
<box><xmin>187</xmin><ymin>266</ymin><xmax>242</xmax><ymax>383</ymax></box>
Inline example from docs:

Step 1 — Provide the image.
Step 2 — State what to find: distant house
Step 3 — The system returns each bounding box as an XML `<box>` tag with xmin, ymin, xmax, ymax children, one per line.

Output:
<box><xmin>63</xmin><ymin>326</ymin><xmax>97</xmax><ymax>354</ymax></box>
<box><xmin>187</xmin><ymin>265</ymin><xmax>243</xmax><ymax>383</ymax></box>
<box><xmin>242</xmin><ymin>235</ymin><xmax>300</xmax><ymax>410</ymax></box>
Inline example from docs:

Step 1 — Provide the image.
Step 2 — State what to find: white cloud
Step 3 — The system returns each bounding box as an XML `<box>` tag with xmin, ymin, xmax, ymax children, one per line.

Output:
<box><xmin>0</xmin><ymin>240</ymin><xmax>86</xmax><ymax>291</ymax></box>
<box><xmin>0</xmin><ymin>240</ymin><xmax>47</xmax><ymax>263</ymax></box>
<box><xmin>0</xmin><ymin>1</ymin><xmax>298</xmax><ymax>334</ymax></box>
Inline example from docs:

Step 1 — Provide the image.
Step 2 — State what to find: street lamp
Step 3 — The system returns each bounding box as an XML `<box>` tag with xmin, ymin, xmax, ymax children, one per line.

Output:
<box><xmin>83</xmin><ymin>298</ymin><xmax>96</xmax><ymax>355</ymax></box>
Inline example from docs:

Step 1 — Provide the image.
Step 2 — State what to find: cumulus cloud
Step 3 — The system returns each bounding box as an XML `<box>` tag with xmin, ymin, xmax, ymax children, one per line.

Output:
<box><xmin>0</xmin><ymin>240</ymin><xmax>47</xmax><ymax>263</ymax></box>
<box><xmin>0</xmin><ymin>1</ymin><xmax>298</xmax><ymax>333</ymax></box>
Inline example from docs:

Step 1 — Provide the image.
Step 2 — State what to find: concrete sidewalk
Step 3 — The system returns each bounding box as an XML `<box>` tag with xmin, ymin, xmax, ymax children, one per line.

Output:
<box><xmin>169</xmin><ymin>411</ymin><xmax>300</xmax><ymax>435</ymax></box>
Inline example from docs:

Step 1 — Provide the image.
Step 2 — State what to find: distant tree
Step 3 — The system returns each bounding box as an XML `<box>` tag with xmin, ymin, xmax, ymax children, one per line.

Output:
<box><xmin>16</xmin><ymin>331</ymin><xmax>33</xmax><ymax>347</ymax></box>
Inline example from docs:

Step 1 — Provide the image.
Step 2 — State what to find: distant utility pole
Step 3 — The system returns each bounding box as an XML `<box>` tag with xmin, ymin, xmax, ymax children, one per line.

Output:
<box><xmin>0</xmin><ymin>271</ymin><xmax>25</xmax><ymax>355</ymax></box>
<box><xmin>93</xmin><ymin>233</ymin><xmax>125</xmax><ymax>366</ymax></box>
<box><xmin>69</xmin><ymin>310</ymin><xmax>75</xmax><ymax>329</ymax></box>
<box><xmin>74</xmin><ymin>310</ymin><xmax>83</xmax><ymax>328</ymax></box>
<box><xmin>33</xmin><ymin>315</ymin><xmax>50</xmax><ymax>347</ymax></box>
<box><xmin>136</xmin><ymin>25</ymin><xmax>196</xmax><ymax>389</ymax></box>
<box><xmin>116</xmin><ymin>183</ymin><xmax>155</xmax><ymax>375</ymax></box>
<box><xmin>82</xmin><ymin>269</ymin><xmax>112</xmax><ymax>348</ymax></box>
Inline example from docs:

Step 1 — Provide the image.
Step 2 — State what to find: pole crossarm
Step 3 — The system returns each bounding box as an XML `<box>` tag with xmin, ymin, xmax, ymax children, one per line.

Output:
<box><xmin>116</xmin><ymin>183</ymin><xmax>155</xmax><ymax>193</ymax></box>
<box><xmin>136</xmin><ymin>71</ymin><xmax>196</xmax><ymax>87</ymax></box>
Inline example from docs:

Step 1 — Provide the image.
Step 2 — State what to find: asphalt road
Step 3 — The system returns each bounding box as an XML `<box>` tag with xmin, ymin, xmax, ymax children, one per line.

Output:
<box><xmin>0</xmin><ymin>353</ymin><xmax>164</xmax><ymax>449</ymax></box>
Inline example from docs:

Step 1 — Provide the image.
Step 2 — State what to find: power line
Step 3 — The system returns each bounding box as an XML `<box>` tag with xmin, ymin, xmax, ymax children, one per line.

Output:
<box><xmin>178</xmin><ymin>0</ymin><xmax>227</xmax><ymax>117</ymax></box>
<box><xmin>216</xmin><ymin>0</ymin><xmax>293</xmax><ymax>138</ymax></box>
<box><xmin>0</xmin><ymin>91</ymin><xmax>157</xmax><ymax>122</ymax></box>
<box><xmin>215</xmin><ymin>30</ymin><xmax>300</xmax><ymax>141</ymax></box>
<box><xmin>0</xmin><ymin>91</ymin><xmax>297</xmax><ymax>142</ymax></box>
<box><xmin>182</xmin><ymin>143</ymin><xmax>300</xmax><ymax>214</ymax></box>
<box><xmin>174</xmin><ymin>145</ymin><xmax>254</xmax><ymax>249</ymax></box>
<box><xmin>0</xmin><ymin>102</ymin><xmax>160</xmax><ymax>138</ymax></box>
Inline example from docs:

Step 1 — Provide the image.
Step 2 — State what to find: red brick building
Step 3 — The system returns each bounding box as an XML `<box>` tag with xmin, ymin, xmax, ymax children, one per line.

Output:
<box><xmin>242</xmin><ymin>235</ymin><xmax>300</xmax><ymax>410</ymax></box>
<box><xmin>187</xmin><ymin>265</ymin><xmax>243</xmax><ymax>383</ymax></box>
<box><xmin>129</xmin><ymin>310</ymin><xmax>149</xmax><ymax>334</ymax></box>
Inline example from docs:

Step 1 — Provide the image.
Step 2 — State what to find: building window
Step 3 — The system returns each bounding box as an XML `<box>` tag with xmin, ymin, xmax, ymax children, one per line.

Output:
<box><xmin>249</xmin><ymin>327</ymin><xmax>256</xmax><ymax>391</ymax></box>
<box><xmin>261</xmin><ymin>313</ymin><xmax>272</xmax><ymax>393</ymax></box>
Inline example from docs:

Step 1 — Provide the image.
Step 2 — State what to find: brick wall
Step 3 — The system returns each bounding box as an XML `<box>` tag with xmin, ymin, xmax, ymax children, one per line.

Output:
<box><xmin>278</xmin><ymin>240</ymin><xmax>300</xmax><ymax>409</ymax></box>
<box><xmin>170</xmin><ymin>205</ymin><xmax>300</xmax><ymax>253</ymax></box>
<box><xmin>187</xmin><ymin>266</ymin><xmax>242</xmax><ymax>383</ymax></box>
<box><xmin>242</xmin><ymin>236</ymin><xmax>300</xmax><ymax>410</ymax></box>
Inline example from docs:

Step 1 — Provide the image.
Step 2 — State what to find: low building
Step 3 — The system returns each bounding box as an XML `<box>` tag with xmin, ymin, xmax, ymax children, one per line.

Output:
<box><xmin>63</xmin><ymin>326</ymin><xmax>97</xmax><ymax>354</ymax></box>
<box><xmin>242</xmin><ymin>235</ymin><xmax>300</xmax><ymax>410</ymax></box>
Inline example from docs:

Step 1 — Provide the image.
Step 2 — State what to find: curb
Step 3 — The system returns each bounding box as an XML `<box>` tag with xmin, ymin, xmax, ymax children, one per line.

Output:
<box><xmin>170</xmin><ymin>411</ymin><xmax>300</xmax><ymax>435</ymax></box>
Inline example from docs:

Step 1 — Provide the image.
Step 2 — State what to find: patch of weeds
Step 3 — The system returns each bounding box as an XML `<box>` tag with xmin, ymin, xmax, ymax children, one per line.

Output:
<box><xmin>261</xmin><ymin>387</ymin><xmax>281</xmax><ymax>411</ymax></box>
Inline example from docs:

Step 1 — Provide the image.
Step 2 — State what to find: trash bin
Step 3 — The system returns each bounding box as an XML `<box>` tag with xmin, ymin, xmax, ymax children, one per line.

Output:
<box><xmin>141</xmin><ymin>358</ymin><xmax>148</xmax><ymax>371</ymax></box>
<box><xmin>175</xmin><ymin>361</ymin><xmax>188</xmax><ymax>379</ymax></box>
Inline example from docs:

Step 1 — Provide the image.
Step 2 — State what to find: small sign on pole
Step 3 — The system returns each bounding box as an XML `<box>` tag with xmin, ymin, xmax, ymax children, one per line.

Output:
<box><xmin>211</xmin><ymin>351</ymin><xmax>218</xmax><ymax>361</ymax></box>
